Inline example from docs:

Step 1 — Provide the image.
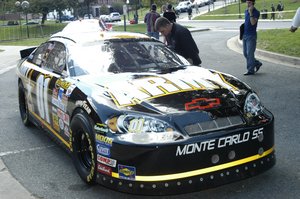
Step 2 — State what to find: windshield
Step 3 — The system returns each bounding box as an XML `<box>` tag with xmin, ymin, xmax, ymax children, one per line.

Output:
<box><xmin>67</xmin><ymin>40</ymin><xmax>188</xmax><ymax>76</ymax></box>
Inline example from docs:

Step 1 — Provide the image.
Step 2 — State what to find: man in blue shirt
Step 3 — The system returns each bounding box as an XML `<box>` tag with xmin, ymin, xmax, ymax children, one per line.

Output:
<box><xmin>243</xmin><ymin>0</ymin><xmax>262</xmax><ymax>75</ymax></box>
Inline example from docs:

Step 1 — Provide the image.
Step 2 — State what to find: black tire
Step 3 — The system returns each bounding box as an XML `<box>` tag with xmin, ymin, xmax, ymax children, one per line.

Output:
<box><xmin>18</xmin><ymin>81</ymin><xmax>31</xmax><ymax>126</ymax></box>
<box><xmin>70</xmin><ymin>111</ymin><xmax>97</xmax><ymax>184</ymax></box>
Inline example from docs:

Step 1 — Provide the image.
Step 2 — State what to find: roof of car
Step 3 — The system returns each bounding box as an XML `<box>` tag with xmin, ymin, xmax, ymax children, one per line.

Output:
<box><xmin>51</xmin><ymin>20</ymin><xmax>151</xmax><ymax>44</ymax></box>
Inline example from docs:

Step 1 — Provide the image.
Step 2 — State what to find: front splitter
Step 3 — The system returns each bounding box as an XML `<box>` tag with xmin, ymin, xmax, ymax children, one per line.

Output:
<box><xmin>96</xmin><ymin>151</ymin><xmax>276</xmax><ymax>195</ymax></box>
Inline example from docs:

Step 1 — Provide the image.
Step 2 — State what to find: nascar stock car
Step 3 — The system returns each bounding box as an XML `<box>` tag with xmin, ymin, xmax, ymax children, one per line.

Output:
<box><xmin>16</xmin><ymin>20</ymin><xmax>275</xmax><ymax>195</ymax></box>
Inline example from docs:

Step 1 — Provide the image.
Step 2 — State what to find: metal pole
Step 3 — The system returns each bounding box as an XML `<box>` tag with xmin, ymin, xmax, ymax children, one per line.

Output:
<box><xmin>238</xmin><ymin>0</ymin><xmax>241</xmax><ymax>19</ymax></box>
<box><xmin>124</xmin><ymin>15</ymin><xmax>126</xmax><ymax>31</ymax></box>
<box><xmin>25</xmin><ymin>11</ymin><xmax>29</xmax><ymax>38</ymax></box>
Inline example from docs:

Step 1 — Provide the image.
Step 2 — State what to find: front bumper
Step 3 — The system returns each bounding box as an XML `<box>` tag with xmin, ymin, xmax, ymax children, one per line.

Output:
<box><xmin>96</xmin><ymin>114</ymin><xmax>275</xmax><ymax>195</ymax></box>
<box><xmin>96</xmin><ymin>150</ymin><xmax>275</xmax><ymax>195</ymax></box>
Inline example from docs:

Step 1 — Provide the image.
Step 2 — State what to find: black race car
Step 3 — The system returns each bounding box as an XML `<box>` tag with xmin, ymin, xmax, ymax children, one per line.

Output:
<box><xmin>17</xmin><ymin>20</ymin><xmax>275</xmax><ymax>195</ymax></box>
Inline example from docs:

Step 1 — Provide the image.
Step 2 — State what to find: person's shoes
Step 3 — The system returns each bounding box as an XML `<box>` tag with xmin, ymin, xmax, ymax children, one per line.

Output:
<box><xmin>244</xmin><ymin>71</ymin><xmax>255</xmax><ymax>76</ymax></box>
<box><xmin>255</xmin><ymin>62</ymin><xmax>262</xmax><ymax>72</ymax></box>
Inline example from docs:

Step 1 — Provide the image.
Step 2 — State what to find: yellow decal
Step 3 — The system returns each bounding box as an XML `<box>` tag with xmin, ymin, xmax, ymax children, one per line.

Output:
<box><xmin>56</xmin><ymin>79</ymin><xmax>71</xmax><ymax>90</ymax></box>
<box><xmin>119</xmin><ymin>168</ymin><xmax>135</xmax><ymax>176</ymax></box>
<box><xmin>96</xmin><ymin>134</ymin><xmax>113</xmax><ymax>146</ymax></box>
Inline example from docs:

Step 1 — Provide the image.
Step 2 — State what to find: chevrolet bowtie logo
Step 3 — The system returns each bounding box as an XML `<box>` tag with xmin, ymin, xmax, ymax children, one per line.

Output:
<box><xmin>185</xmin><ymin>98</ymin><xmax>221</xmax><ymax>111</ymax></box>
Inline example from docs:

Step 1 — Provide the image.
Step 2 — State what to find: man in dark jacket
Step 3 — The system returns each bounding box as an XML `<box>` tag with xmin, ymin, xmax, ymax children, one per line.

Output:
<box><xmin>155</xmin><ymin>17</ymin><xmax>202</xmax><ymax>66</ymax></box>
<box><xmin>163</xmin><ymin>4</ymin><xmax>176</xmax><ymax>23</ymax></box>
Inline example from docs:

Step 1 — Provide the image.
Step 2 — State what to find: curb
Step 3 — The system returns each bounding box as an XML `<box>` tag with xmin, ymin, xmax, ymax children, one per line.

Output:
<box><xmin>0</xmin><ymin>158</ymin><xmax>35</xmax><ymax>199</ymax></box>
<box><xmin>227</xmin><ymin>35</ymin><xmax>300</xmax><ymax>69</ymax></box>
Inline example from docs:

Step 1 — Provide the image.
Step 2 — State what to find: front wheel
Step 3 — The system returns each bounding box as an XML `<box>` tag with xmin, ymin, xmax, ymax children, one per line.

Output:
<box><xmin>71</xmin><ymin>111</ymin><xmax>97</xmax><ymax>184</ymax></box>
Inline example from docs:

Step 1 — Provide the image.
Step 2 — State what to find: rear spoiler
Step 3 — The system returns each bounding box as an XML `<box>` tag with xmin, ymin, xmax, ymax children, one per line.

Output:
<box><xmin>20</xmin><ymin>47</ymin><xmax>36</xmax><ymax>59</ymax></box>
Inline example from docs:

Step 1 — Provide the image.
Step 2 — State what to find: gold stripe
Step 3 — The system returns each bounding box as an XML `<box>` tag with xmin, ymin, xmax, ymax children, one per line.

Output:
<box><xmin>30</xmin><ymin>111</ymin><xmax>71</xmax><ymax>149</ymax></box>
<box><xmin>218</xmin><ymin>73</ymin><xmax>239</xmax><ymax>91</ymax></box>
<box><xmin>111</xmin><ymin>147</ymin><xmax>274</xmax><ymax>181</ymax></box>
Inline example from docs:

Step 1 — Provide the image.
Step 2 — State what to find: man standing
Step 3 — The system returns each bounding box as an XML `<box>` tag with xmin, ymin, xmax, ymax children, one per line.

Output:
<box><xmin>276</xmin><ymin>1</ymin><xmax>284</xmax><ymax>19</ymax></box>
<box><xmin>187</xmin><ymin>6</ymin><xmax>193</xmax><ymax>20</ymax></box>
<box><xmin>243</xmin><ymin>0</ymin><xmax>262</xmax><ymax>75</ymax></box>
<box><xmin>163</xmin><ymin>4</ymin><xmax>177</xmax><ymax>23</ymax></box>
<box><xmin>144</xmin><ymin>4</ymin><xmax>161</xmax><ymax>40</ymax></box>
<box><xmin>155</xmin><ymin>17</ymin><xmax>202</xmax><ymax>66</ymax></box>
<box><xmin>270</xmin><ymin>3</ymin><xmax>275</xmax><ymax>20</ymax></box>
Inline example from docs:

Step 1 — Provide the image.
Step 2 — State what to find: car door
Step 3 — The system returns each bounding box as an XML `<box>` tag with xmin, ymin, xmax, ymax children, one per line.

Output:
<box><xmin>26</xmin><ymin>41</ymin><xmax>72</xmax><ymax>147</ymax></box>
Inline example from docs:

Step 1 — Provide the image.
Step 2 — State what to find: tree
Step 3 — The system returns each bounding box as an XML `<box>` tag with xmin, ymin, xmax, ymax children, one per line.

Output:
<box><xmin>29</xmin><ymin>0</ymin><xmax>70</xmax><ymax>24</ymax></box>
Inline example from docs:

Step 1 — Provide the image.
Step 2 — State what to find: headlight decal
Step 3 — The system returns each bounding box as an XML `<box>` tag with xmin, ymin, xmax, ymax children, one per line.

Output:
<box><xmin>106</xmin><ymin>114</ymin><xmax>182</xmax><ymax>143</ymax></box>
<box><xmin>116</xmin><ymin>114</ymin><xmax>174</xmax><ymax>134</ymax></box>
<box><xmin>244</xmin><ymin>93</ymin><xmax>263</xmax><ymax>116</ymax></box>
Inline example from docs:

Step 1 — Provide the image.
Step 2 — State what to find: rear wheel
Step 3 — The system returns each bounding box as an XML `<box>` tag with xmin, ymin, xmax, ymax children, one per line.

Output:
<box><xmin>18</xmin><ymin>81</ymin><xmax>31</xmax><ymax>126</ymax></box>
<box><xmin>71</xmin><ymin>111</ymin><xmax>97</xmax><ymax>184</ymax></box>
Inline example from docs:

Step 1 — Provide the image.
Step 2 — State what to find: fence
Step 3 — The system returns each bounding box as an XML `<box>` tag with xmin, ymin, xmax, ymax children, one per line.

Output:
<box><xmin>0</xmin><ymin>19</ymin><xmax>66</xmax><ymax>41</ymax></box>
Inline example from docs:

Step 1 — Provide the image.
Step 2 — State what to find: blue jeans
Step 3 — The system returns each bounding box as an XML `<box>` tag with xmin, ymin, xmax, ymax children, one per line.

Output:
<box><xmin>243</xmin><ymin>34</ymin><xmax>260</xmax><ymax>73</ymax></box>
<box><xmin>147</xmin><ymin>32</ymin><xmax>159</xmax><ymax>40</ymax></box>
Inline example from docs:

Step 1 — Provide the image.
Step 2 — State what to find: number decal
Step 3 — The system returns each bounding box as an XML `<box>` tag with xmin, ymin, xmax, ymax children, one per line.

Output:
<box><xmin>36</xmin><ymin>75</ymin><xmax>51</xmax><ymax>124</ymax></box>
<box><xmin>128</xmin><ymin>118</ymin><xmax>145</xmax><ymax>133</ymax></box>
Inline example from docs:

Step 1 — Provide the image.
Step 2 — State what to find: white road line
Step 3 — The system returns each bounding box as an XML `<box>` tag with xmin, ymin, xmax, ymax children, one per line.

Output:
<box><xmin>0</xmin><ymin>145</ymin><xmax>55</xmax><ymax>157</ymax></box>
<box><xmin>0</xmin><ymin>65</ymin><xmax>16</xmax><ymax>75</ymax></box>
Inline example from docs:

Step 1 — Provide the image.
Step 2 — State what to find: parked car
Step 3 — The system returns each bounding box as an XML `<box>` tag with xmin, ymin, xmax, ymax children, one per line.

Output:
<box><xmin>100</xmin><ymin>15</ymin><xmax>110</xmax><ymax>22</ymax></box>
<box><xmin>60</xmin><ymin>15</ymin><xmax>75</xmax><ymax>21</ymax></box>
<box><xmin>192</xmin><ymin>0</ymin><xmax>207</xmax><ymax>7</ymax></box>
<box><xmin>17</xmin><ymin>20</ymin><xmax>275</xmax><ymax>195</ymax></box>
<box><xmin>109</xmin><ymin>12</ymin><xmax>121</xmax><ymax>22</ymax></box>
<box><xmin>175</xmin><ymin>1</ymin><xmax>192</xmax><ymax>13</ymax></box>
<box><xmin>84</xmin><ymin>14</ymin><xmax>94</xmax><ymax>19</ymax></box>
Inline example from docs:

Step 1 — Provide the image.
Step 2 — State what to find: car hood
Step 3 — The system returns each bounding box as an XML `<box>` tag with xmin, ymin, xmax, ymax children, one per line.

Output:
<box><xmin>77</xmin><ymin>67</ymin><xmax>249</xmax><ymax>114</ymax></box>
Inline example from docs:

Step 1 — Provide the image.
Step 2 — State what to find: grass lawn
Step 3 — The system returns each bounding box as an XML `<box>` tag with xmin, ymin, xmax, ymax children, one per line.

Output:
<box><xmin>0</xmin><ymin>37</ymin><xmax>48</xmax><ymax>46</ymax></box>
<box><xmin>195</xmin><ymin>0</ymin><xmax>299</xmax><ymax>20</ymax></box>
<box><xmin>258</xmin><ymin>28</ymin><xmax>300</xmax><ymax>57</ymax></box>
<box><xmin>113</xmin><ymin>23</ymin><xmax>147</xmax><ymax>33</ymax></box>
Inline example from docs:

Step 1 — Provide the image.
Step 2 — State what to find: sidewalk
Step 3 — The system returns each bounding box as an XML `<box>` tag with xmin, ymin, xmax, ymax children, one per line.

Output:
<box><xmin>0</xmin><ymin>158</ymin><xmax>35</xmax><ymax>199</ymax></box>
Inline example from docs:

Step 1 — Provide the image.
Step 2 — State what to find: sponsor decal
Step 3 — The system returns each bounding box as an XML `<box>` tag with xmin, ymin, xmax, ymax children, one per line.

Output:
<box><xmin>64</xmin><ymin>125</ymin><xmax>70</xmax><ymax>138</ymax></box>
<box><xmin>61</xmin><ymin>94</ymin><xmax>68</xmax><ymax>107</ymax></box>
<box><xmin>57</xmin><ymin>108</ymin><xmax>70</xmax><ymax>126</ymax></box>
<box><xmin>52</xmin><ymin>88</ymin><xmax>58</xmax><ymax>99</ymax></box>
<box><xmin>59</xmin><ymin>118</ymin><xmax>64</xmax><ymax>130</ymax></box>
<box><xmin>94</xmin><ymin>123</ymin><xmax>109</xmax><ymax>134</ymax></box>
<box><xmin>185</xmin><ymin>98</ymin><xmax>221</xmax><ymax>111</ymax></box>
<box><xmin>52</xmin><ymin>114</ymin><xmax>60</xmax><ymax>131</ymax></box>
<box><xmin>97</xmin><ymin>154</ymin><xmax>116</xmax><ymax>167</ymax></box>
<box><xmin>66</xmin><ymin>84</ymin><xmax>76</xmax><ymax>97</ymax></box>
<box><xmin>75</xmin><ymin>100</ymin><xmax>91</xmax><ymax>114</ymax></box>
<box><xmin>55</xmin><ymin>79</ymin><xmax>71</xmax><ymax>90</ymax></box>
<box><xmin>97</xmin><ymin>163</ymin><xmax>112</xmax><ymax>175</ymax></box>
<box><xmin>96</xmin><ymin>142</ymin><xmax>111</xmax><ymax>156</ymax></box>
<box><xmin>176</xmin><ymin>128</ymin><xmax>264</xmax><ymax>156</ymax></box>
<box><xmin>118</xmin><ymin>164</ymin><xmax>136</xmax><ymax>181</ymax></box>
<box><xmin>95</xmin><ymin>134</ymin><xmax>113</xmax><ymax>146</ymax></box>
<box><xmin>52</xmin><ymin>96</ymin><xmax>66</xmax><ymax>112</ymax></box>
